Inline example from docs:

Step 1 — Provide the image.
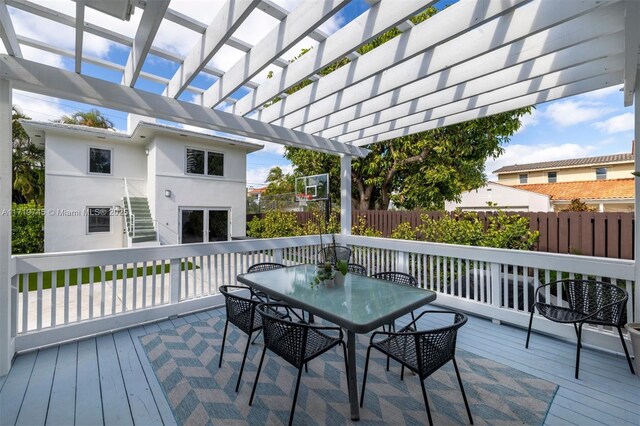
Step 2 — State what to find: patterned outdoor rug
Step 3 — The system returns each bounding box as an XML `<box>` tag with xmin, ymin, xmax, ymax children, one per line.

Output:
<box><xmin>140</xmin><ymin>316</ymin><xmax>558</xmax><ymax>425</ymax></box>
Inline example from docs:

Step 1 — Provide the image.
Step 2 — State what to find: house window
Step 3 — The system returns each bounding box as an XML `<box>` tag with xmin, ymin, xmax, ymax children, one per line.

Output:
<box><xmin>596</xmin><ymin>167</ymin><xmax>607</xmax><ymax>180</ymax></box>
<box><xmin>87</xmin><ymin>207</ymin><xmax>111</xmax><ymax>233</ymax></box>
<box><xmin>89</xmin><ymin>147</ymin><xmax>112</xmax><ymax>174</ymax></box>
<box><xmin>186</xmin><ymin>148</ymin><xmax>224</xmax><ymax>176</ymax></box>
<box><xmin>519</xmin><ymin>174</ymin><xmax>528</xmax><ymax>184</ymax></box>
<box><xmin>548</xmin><ymin>171</ymin><xmax>557</xmax><ymax>183</ymax></box>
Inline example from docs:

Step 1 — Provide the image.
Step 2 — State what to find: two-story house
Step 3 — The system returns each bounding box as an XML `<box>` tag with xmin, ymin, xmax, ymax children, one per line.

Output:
<box><xmin>21</xmin><ymin>116</ymin><xmax>263</xmax><ymax>252</ymax></box>
<box><xmin>446</xmin><ymin>151</ymin><xmax>635</xmax><ymax>212</ymax></box>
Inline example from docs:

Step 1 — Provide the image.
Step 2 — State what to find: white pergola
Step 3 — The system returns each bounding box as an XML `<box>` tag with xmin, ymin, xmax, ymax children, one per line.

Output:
<box><xmin>0</xmin><ymin>0</ymin><xmax>638</xmax><ymax>375</ymax></box>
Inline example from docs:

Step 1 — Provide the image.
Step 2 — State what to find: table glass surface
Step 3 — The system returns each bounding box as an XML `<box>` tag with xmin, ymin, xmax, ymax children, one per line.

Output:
<box><xmin>237</xmin><ymin>264</ymin><xmax>436</xmax><ymax>333</ymax></box>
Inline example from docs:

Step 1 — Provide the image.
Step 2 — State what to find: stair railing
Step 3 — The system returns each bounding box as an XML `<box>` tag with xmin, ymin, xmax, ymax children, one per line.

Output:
<box><xmin>123</xmin><ymin>178</ymin><xmax>135</xmax><ymax>239</ymax></box>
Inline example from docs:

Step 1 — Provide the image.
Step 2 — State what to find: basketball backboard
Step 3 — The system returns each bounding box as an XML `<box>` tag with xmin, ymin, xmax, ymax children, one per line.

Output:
<box><xmin>295</xmin><ymin>173</ymin><xmax>329</xmax><ymax>202</ymax></box>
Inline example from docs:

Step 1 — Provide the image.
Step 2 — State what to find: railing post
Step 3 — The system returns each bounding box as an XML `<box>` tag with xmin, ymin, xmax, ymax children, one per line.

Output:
<box><xmin>397</xmin><ymin>251</ymin><xmax>410</xmax><ymax>274</ymax></box>
<box><xmin>340</xmin><ymin>154</ymin><xmax>352</xmax><ymax>237</ymax></box>
<box><xmin>0</xmin><ymin>79</ymin><xmax>14</xmax><ymax>375</ymax></box>
<box><xmin>273</xmin><ymin>249</ymin><xmax>284</xmax><ymax>264</ymax></box>
<box><xmin>170</xmin><ymin>258</ymin><xmax>181</xmax><ymax>304</ymax></box>
<box><xmin>490</xmin><ymin>262</ymin><xmax>502</xmax><ymax>308</ymax></box>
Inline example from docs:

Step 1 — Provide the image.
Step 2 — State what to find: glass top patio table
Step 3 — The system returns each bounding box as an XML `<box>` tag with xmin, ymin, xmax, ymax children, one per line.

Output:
<box><xmin>236</xmin><ymin>264</ymin><xmax>437</xmax><ymax>335</ymax></box>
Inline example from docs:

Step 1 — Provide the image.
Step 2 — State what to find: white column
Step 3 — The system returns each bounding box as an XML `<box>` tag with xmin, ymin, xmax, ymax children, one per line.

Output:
<box><xmin>340</xmin><ymin>154</ymin><xmax>352</xmax><ymax>237</ymax></box>
<box><xmin>0</xmin><ymin>79</ymin><xmax>14</xmax><ymax>375</ymax></box>
<box><xmin>635</xmin><ymin>84</ymin><xmax>640</xmax><ymax>323</ymax></box>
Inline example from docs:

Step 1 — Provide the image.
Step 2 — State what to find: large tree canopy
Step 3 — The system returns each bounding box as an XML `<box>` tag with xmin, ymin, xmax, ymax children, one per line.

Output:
<box><xmin>285</xmin><ymin>106</ymin><xmax>530</xmax><ymax>210</ymax></box>
<box><xmin>264</xmin><ymin>6</ymin><xmax>532</xmax><ymax>210</ymax></box>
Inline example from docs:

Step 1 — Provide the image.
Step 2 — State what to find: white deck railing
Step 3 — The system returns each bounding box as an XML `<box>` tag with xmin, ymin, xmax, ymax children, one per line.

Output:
<box><xmin>10</xmin><ymin>235</ymin><xmax>636</xmax><ymax>355</ymax></box>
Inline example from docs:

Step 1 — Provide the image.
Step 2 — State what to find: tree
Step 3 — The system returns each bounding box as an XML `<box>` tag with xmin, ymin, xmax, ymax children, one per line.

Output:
<box><xmin>265</xmin><ymin>8</ymin><xmax>532</xmax><ymax>210</ymax></box>
<box><xmin>58</xmin><ymin>108</ymin><xmax>114</xmax><ymax>129</ymax></box>
<box><xmin>12</xmin><ymin>106</ymin><xmax>44</xmax><ymax>204</ymax></box>
<box><xmin>264</xmin><ymin>166</ymin><xmax>294</xmax><ymax>195</ymax></box>
<box><xmin>560</xmin><ymin>199</ymin><xmax>597</xmax><ymax>212</ymax></box>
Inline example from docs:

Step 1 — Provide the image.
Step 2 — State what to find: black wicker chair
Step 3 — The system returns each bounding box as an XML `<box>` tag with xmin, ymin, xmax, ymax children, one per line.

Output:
<box><xmin>360</xmin><ymin>310</ymin><xmax>473</xmax><ymax>426</ymax></box>
<box><xmin>247</xmin><ymin>262</ymin><xmax>286</xmax><ymax>273</ymax></box>
<box><xmin>218</xmin><ymin>285</ymin><xmax>266</xmax><ymax>392</ymax></box>
<box><xmin>525</xmin><ymin>279</ymin><xmax>635</xmax><ymax>379</ymax></box>
<box><xmin>347</xmin><ymin>263</ymin><xmax>367</xmax><ymax>276</ymax></box>
<box><xmin>317</xmin><ymin>245</ymin><xmax>352</xmax><ymax>266</ymax></box>
<box><xmin>249</xmin><ymin>303</ymin><xmax>349</xmax><ymax>426</ymax></box>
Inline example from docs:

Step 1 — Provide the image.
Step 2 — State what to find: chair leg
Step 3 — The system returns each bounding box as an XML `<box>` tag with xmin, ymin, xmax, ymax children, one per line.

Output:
<box><xmin>617</xmin><ymin>326</ymin><xmax>636</xmax><ymax>375</ymax></box>
<box><xmin>251</xmin><ymin>329</ymin><xmax>262</xmax><ymax>344</ymax></box>
<box><xmin>341</xmin><ymin>342</ymin><xmax>349</xmax><ymax>388</ymax></box>
<box><xmin>288</xmin><ymin>368</ymin><xmax>304</xmax><ymax>426</ymax></box>
<box><xmin>218</xmin><ymin>319</ymin><xmax>229</xmax><ymax>368</ymax></box>
<box><xmin>419</xmin><ymin>377</ymin><xmax>433</xmax><ymax>426</ymax></box>
<box><xmin>249</xmin><ymin>346</ymin><xmax>267</xmax><ymax>406</ymax></box>
<box><xmin>360</xmin><ymin>346</ymin><xmax>373</xmax><ymax>407</ymax></box>
<box><xmin>525</xmin><ymin>309</ymin><xmax>534</xmax><ymax>349</ymax></box>
<box><xmin>575</xmin><ymin>323</ymin><xmax>583</xmax><ymax>379</ymax></box>
<box><xmin>573</xmin><ymin>324</ymin><xmax>582</xmax><ymax>349</ymax></box>
<box><xmin>235</xmin><ymin>331</ymin><xmax>253</xmax><ymax>392</ymax></box>
<box><xmin>453</xmin><ymin>358</ymin><xmax>473</xmax><ymax>425</ymax></box>
<box><xmin>401</xmin><ymin>365</ymin><xmax>405</xmax><ymax>381</ymax></box>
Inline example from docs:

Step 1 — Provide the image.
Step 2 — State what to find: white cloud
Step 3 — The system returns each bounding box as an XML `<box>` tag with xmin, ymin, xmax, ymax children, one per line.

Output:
<box><xmin>542</xmin><ymin>100</ymin><xmax>613</xmax><ymax>128</ymax></box>
<box><xmin>593</xmin><ymin>112</ymin><xmax>634</xmax><ymax>134</ymax></box>
<box><xmin>485</xmin><ymin>143</ymin><xmax>597</xmax><ymax>180</ymax></box>
<box><xmin>12</xmin><ymin>91</ymin><xmax>71</xmax><ymax>122</ymax></box>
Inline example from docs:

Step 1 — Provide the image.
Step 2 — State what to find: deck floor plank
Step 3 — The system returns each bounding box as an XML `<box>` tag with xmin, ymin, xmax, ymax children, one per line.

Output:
<box><xmin>128</xmin><ymin>326</ymin><xmax>177</xmax><ymax>426</ymax></box>
<box><xmin>46</xmin><ymin>342</ymin><xmax>78</xmax><ymax>426</ymax></box>
<box><xmin>75</xmin><ymin>338</ymin><xmax>103</xmax><ymax>426</ymax></box>
<box><xmin>0</xmin><ymin>351</ymin><xmax>37</xmax><ymax>425</ymax></box>
<box><xmin>15</xmin><ymin>347</ymin><xmax>58</xmax><ymax>426</ymax></box>
<box><xmin>96</xmin><ymin>334</ymin><xmax>134</xmax><ymax>425</ymax></box>
<box><xmin>113</xmin><ymin>329</ymin><xmax>163</xmax><ymax>425</ymax></box>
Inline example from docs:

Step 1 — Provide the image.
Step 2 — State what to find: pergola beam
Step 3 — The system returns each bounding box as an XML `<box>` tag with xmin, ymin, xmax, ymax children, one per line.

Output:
<box><xmin>352</xmin><ymin>71</ymin><xmax>622</xmax><ymax>146</ymax></box>
<box><xmin>0</xmin><ymin>0</ymin><xmax>21</xmax><ymax>57</ymax></box>
<box><xmin>300</xmin><ymin>5</ymin><xmax>625</xmax><ymax>136</ymax></box>
<box><xmin>0</xmin><ymin>55</ymin><xmax>369</xmax><ymax>157</ymax></box>
<box><xmin>340</xmin><ymin>55</ymin><xmax>624</xmax><ymax>143</ymax></box>
<box><xmin>74</xmin><ymin>0</ymin><xmax>84</xmax><ymax>73</ymax></box>
<box><xmin>232</xmin><ymin>0</ymin><xmax>435</xmax><ymax>116</ymax></box>
<box><xmin>320</xmin><ymin>33</ymin><xmax>625</xmax><ymax>140</ymax></box>
<box><xmin>261</xmin><ymin>0</ymin><xmax>609</xmax><ymax>126</ymax></box>
<box><xmin>202</xmin><ymin>0</ymin><xmax>350</xmax><ymax>108</ymax></box>
<box><xmin>122</xmin><ymin>0</ymin><xmax>170</xmax><ymax>87</ymax></box>
<box><xmin>623</xmin><ymin>0</ymin><xmax>639</xmax><ymax>106</ymax></box>
<box><xmin>164</xmin><ymin>0</ymin><xmax>260</xmax><ymax>99</ymax></box>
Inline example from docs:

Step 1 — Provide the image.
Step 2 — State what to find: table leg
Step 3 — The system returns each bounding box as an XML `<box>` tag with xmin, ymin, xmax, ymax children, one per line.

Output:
<box><xmin>347</xmin><ymin>330</ymin><xmax>360</xmax><ymax>421</ymax></box>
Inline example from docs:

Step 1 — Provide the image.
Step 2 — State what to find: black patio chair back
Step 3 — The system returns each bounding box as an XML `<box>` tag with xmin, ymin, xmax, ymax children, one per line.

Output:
<box><xmin>247</xmin><ymin>262</ymin><xmax>286</xmax><ymax>273</ymax></box>
<box><xmin>371</xmin><ymin>271</ymin><xmax>418</xmax><ymax>287</ymax></box>
<box><xmin>360</xmin><ymin>310</ymin><xmax>472</xmax><ymax>426</ymax></box>
<box><xmin>250</xmin><ymin>303</ymin><xmax>348</xmax><ymax>426</ymax></box>
<box><xmin>526</xmin><ymin>279</ymin><xmax>634</xmax><ymax>379</ymax></box>
<box><xmin>218</xmin><ymin>285</ymin><xmax>262</xmax><ymax>392</ymax></box>
<box><xmin>317</xmin><ymin>245</ymin><xmax>352</xmax><ymax>266</ymax></box>
<box><xmin>347</xmin><ymin>263</ymin><xmax>367</xmax><ymax>276</ymax></box>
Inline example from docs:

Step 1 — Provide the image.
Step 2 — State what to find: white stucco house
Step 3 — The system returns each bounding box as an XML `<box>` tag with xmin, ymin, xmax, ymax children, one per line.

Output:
<box><xmin>21</xmin><ymin>117</ymin><xmax>262</xmax><ymax>252</ymax></box>
<box><xmin>445</xmin><ymin>181</ymin><xmax>552</xmax><ymax>212</ymax></box>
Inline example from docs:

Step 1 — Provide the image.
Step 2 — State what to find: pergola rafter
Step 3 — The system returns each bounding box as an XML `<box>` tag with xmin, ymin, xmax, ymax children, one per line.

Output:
<box><xmin>0</xmin><ymin>0</ymin><xmax>21</xmax><ymax>58</ymax></box>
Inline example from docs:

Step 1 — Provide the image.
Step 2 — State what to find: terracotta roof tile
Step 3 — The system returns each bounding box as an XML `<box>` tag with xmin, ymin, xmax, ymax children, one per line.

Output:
<box><xmin>513</xmin><ymin>178</ymin><xmax>634</xmax><ymax>201</ymax></box>
<box><xmin>493</xmin><ymin>153</ymin><xmax>633</xmax><ymax>174</ymax></box>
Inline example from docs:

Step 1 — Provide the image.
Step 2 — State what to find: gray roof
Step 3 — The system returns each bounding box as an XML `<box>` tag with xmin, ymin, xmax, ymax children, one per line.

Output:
<box><xmin>493</xmin><ymin>153</ymin><xmax>634</xmax><ymax>174</ymax></box>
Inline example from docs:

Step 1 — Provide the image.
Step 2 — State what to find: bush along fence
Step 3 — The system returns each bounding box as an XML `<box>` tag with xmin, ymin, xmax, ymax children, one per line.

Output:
<box><xmin>247</xmin><ymin>210</ymin><xmax>635</xmax><ymax>260</ymax></box>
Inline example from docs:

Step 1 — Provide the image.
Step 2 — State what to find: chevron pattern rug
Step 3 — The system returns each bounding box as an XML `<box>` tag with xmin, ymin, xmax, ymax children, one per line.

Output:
<box><xmin>140</xmin><ymin>316</ymin><xmax>557</xmax><ymax>425</ymax></box>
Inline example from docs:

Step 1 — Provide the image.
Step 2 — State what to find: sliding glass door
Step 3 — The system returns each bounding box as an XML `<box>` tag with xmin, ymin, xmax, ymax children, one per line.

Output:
<box><xmin>180</xmin><ymin>208</ymin><xmax>229</xmax><ymax>243</ymax></box>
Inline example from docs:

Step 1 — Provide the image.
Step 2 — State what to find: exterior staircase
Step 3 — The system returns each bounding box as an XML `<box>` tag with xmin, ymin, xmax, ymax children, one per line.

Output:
<box><xmin>123</xmin><ymin>197</ymin><xmax>158</xmax><ymax>244</ymax></box>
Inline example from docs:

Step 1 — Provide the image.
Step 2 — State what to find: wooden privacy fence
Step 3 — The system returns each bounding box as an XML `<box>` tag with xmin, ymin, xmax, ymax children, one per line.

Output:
<box><xmin>247</xmin><ymin>210</ymin><xmax>635</xmax><ymax>260</ymax></box>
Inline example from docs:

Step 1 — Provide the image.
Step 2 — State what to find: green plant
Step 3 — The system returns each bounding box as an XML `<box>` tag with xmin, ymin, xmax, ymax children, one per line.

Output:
<box><xmin>313</xmin><ymin>262</ymin><xmax>335</xmax><ymax>287</ymax></box>
<box><xmin>12</xmin><ymin>201</ymin><xmax>44</xmax><ymax>254</ymax></box>
<box><xmin>351</xmin><ymin>216</ymin><xmax>382</xmax><ymax>237</ymax></box>
<box><xmin>336</xmin><ymin>259</ymin><xmax>348</xmax><ymax>275</ymax></box>
<box><xmin>390</xmin><ymin>222</ymin><xmax>417</xmax><ymax>240</ymax></box>
<box><xmin>247</xmin><ymin>210</ymin><xmax>301</xmax><ymax>238</ymax></box>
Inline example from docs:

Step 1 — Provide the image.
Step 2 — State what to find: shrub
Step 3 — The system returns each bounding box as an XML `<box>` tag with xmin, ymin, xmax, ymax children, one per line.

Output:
<box><xmin>12</xmin><ymin>201</ymin><xmax>44</xmax><ymax>254</ymax></box>
<box><xmin>390</xmin><ymin>222</ymin><xmax>417</xmax><ymax>240</ymax></box>
<box><xmin>247</xmin><ymin>210</ymin><xmax>300</xmax><ymax>238</ymax></box>
<box><xmin>351</xmin><ymin>215</ymin><xmax>382</xmax><ymax>237</ymax></box>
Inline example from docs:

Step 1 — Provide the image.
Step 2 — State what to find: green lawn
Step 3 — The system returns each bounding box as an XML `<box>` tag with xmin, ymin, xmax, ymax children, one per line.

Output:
<box><xmin>19</xmin><ymin>261</ymin><xmax>197</xmax><ymax>292</ymax></box>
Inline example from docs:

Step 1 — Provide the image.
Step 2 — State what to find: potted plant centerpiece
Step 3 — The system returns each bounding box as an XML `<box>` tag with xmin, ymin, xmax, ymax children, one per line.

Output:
<box><xmin>335</xmin><ymin>259</ymin><xmax>348</xmax><ymax>285</ymax></box>
<box><xmin>314</xmin><ymin>261</ymin><xmax>335</xmax><ymax>287</ymax></box>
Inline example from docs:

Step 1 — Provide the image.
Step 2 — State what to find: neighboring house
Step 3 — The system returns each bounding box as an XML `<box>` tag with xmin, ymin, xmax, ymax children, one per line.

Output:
<box><xmin>447</xmin><ymin>150</ymin><xmax>635</xmax><ymax>212</ymax></box>
<box><xmin>21</xmin><ymin>117</ymin><xmax>263</xmax><ymax>252</ymax></box>
<box><xmin>444</xmin><ymin>181</ymin><xmax>551</xmax><ymax>212</ymax></box>
<box><xmin>493</xmin><ymin>152</ymin><xmax>634</xmax><ymax>185</ymax></box>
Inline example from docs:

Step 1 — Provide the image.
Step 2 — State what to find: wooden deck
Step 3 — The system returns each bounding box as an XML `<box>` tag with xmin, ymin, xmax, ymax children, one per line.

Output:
<box><xmin>1</xmin><ymin>306</ymin><xmax>638</xmax><ymax>425</ymax></box>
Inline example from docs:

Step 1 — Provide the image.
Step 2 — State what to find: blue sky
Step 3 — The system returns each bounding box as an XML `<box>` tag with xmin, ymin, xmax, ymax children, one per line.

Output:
<box><xmin>5</xmin><ymin>0</ymin><xmax>635</xmax><ymax>186</ymax></box>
